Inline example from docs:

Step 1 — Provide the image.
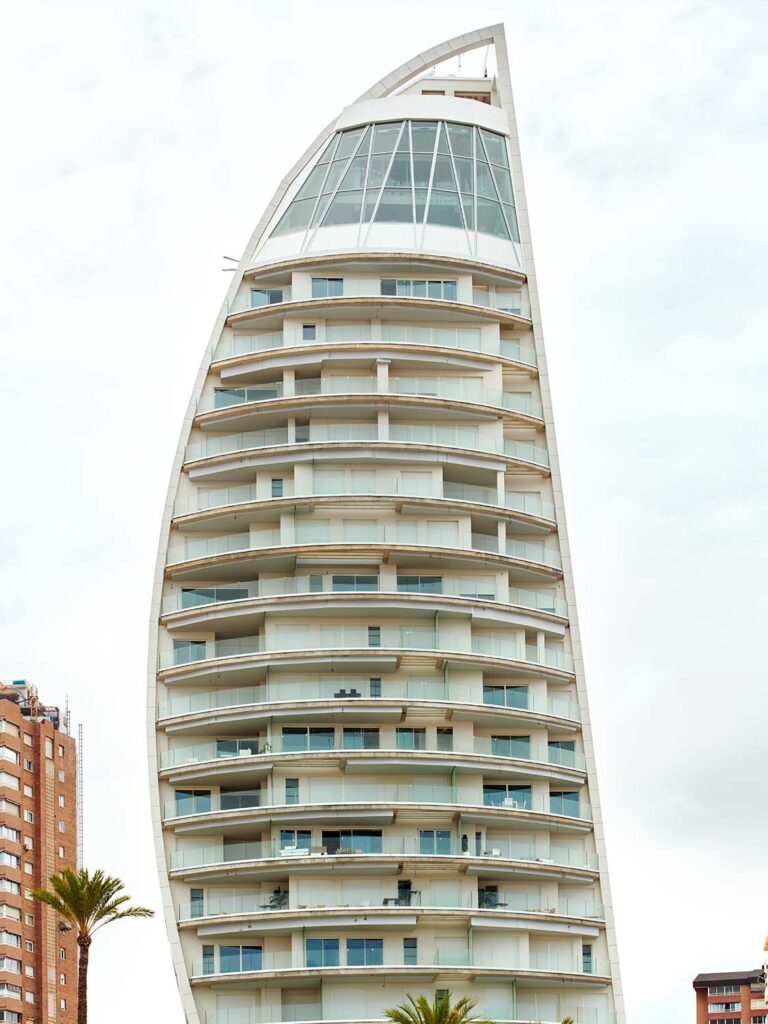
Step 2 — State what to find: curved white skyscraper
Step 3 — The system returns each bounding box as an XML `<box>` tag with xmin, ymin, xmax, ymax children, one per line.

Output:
<box><xmin>148</xmin><ymin>24</ymin><xmax>624</xmax><ymax>1024</ymax></box>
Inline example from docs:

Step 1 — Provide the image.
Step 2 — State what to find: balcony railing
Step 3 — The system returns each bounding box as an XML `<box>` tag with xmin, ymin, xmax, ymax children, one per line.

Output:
<box><xmin>163</xmin><ymin>785</ymin><xmax>591</xmax><ymax>822</ymax></box>
<box><xmin>183</xmin><ymin>425</ymin><xmax>549</xmax><ymax>468</ymax></box>
<box><xmin>157</xmin><ymin>680</ymin><xmax>580</xmax><ymax>723</ymax></box>
<box><xmin>173</xmin><ymin>482</ymin><xmax>555</xmax><ymax>520</ymax></box>
<box><xmin>203</xmin><ymin>1007</ymin><xmax>609</xmax><ymax>1024</ymax></box>
<box><xmin>196</xmin><ymin>377</ymin><xmax>543</xmax><ymax>420</ymax></box>
<box><xmin>178</xmin><ymin>889</ymin><xmax>603</xmax><ymax>921</ymax></box>
<box><xmin>214</xmin><ymin>324</ymin><xmax>537</xmax><ymax>367</ymax></box>
<box><xmin>160</xmin><ymin>736</ymin><xmax>585</xmax><ymax>772</ymax></box>
<box><xmin>161</xmin><ymin>578</ymin><xmax>566</xmax><ymax>615</ymax></box>
<box><xmin>158</xmin><ymin>629</ymin><xmax>572</xmax><ymax>672</ymax></box>
<box><xmin>169</xmin><ymin>835</ymin><xmax>598</xmax><ymax>872</ymax></box>
<box><xmin>165</xmin><ymin>528</ymin><xmax>560</xmax><ymax>569</ymax></box>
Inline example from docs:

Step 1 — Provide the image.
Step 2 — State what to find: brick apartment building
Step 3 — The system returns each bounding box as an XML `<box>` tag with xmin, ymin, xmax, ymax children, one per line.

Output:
<box><xmin>694</xmin><ymin>969</ymin><xmax>767</xmax><ymax>1024</ymax></box>
<box><xmin>0</xmin><ymin>681</ymin><xmax>78</xmax><ymax>1024</ymax></box>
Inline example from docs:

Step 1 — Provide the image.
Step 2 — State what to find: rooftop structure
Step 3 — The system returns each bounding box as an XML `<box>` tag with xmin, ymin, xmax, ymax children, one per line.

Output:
<box><xmin>693</xmin><ymin>968</ymin><xmax>766</xmax><ymax>1024</ymax></box>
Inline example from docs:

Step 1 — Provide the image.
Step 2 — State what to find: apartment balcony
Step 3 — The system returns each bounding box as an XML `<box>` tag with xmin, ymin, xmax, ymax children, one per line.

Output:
<box><xmin>157</xmin><ymin>680</ymin><xmax>580</xmax><ymax>726</ymax></box>
<box><xmin>177</xmin><ymin>890</ymin><xmax>604</xmax><ymax>923</ymax></box>
<box><xmin>161</xmin><ymin>578</ymin><xmax>567</xmax><ymax>617</ymax></box>
<box><xmin>195</xmin><ymin>377</ymin><xmax>543</xmax><ymax>422</ymax></box>
<box><xmin>189</xmin><ymin>947</ymin><xmax>606</xmax><ymax>982</ymax></box>
<box><xmin>213</xmin><ymin>323</ymin><xmax>537</xmax><ymax>370</ymax></box>
<box><xmin>159</xmin><ymin>736</ymin><xmax>585</xmax><ymax>773</ymax></box>
<box><xmin>165</xmin><ymin>528</ymin><xmax>561</xmax><ymax>574</ymax></box>
<box><xmin>185</xmin><ymin>425</ymin><xmax>550</xmax><ymax>469</ymax></box>
<box><xmin>162</xmin><ymin>785</ymin><xmax>591</xmax><ymax>824</ymax></box>
<box><xmin>172</xmin><ymin>480</ymin><xmax>556</xmax><ymax>524</ymax></box>
<box><xmin>157</xmin><ymin>628</ymin><xmax>573</xmax><ymax>676</ymax></box>
<box><xmin>203</xmin><ymin>1006</ymin><xmax>611</xmax><ymax>1024</ymax></box>
<box><xmin>168</xmin><ymin>835</ymin><xmax>599</xmax><ymax>873</ymax></box>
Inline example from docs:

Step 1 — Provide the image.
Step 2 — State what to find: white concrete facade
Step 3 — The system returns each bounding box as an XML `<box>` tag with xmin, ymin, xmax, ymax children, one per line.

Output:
<box><xmin>147</xmin><ymin>25</ymin><xmax>624</xmax><ymax>1024</ymax></box>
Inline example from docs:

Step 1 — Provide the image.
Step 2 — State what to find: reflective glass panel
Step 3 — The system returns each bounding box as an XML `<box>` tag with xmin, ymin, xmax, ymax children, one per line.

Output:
<box><xmin>375</xmin><ymin>188</ymin><xmax>412</xmax><ymax>223</ymax></box>
<box><xmin>411</xmin><ymin>122</ymin><xmax>437</xmax><ymax>152</ymax></box>
<box><xmin>372</xmin><ymin>122</ymin><xmax>401</xmax><ymax>153</ymax></box>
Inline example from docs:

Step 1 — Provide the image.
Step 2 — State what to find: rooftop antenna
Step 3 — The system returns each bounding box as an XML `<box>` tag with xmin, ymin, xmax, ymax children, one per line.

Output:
<box><xmin>222</xmin><ymin>255</ymin><xmax>238</xmax><ymax>272</ymax></box>
<box><xmin>76</xmin><ymin>723</ymin><xmax>84</xmax><ymax>869</ymax></box>
<box><xmin>63</xmin><ymin>694</ymin><xmax>71</xmax><ymax>735</ymax></box>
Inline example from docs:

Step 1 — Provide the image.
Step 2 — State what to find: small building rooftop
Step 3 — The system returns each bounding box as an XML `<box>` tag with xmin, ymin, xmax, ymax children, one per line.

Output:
<box><xmin>693</xmin><ymin>968</ymin><xmax>764</xmax><ymax>988</ymax></box>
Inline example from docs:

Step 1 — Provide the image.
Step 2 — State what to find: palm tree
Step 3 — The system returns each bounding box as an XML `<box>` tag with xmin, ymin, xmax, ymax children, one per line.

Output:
<box><xmin>30</xmin><ymin>867</ymin><xmax>154</xmax><ymax>1024</ymax></box>
<box><xmin>384</xmin><ymin>992</ymin><xmax>492</xmax><ymax>1024</ymax></box>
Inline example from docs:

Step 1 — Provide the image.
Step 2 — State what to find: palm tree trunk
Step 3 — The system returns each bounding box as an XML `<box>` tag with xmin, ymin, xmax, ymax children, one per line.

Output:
<box><xmin>77</xmin><ymin>933</ymin><xmax>91</xmax><ymax>1024</ymax></box>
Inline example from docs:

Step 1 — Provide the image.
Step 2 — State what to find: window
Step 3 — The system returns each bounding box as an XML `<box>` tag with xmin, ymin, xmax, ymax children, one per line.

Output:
<box><xmin>44</xmin><ymin>739</ymin><xmax>52</xmax><ymax>759</ymax></box>
<box><xmin>550</xmin><ymin>790</ymin><xmax>581</xmax><ymax>817</ymax></box>
<box><xmin>582</xmin><ymin>942</ymin><xmax>593</xmax><ymax>974</ymax></box>
<box><xmin>0</xmin><ymin>827</ymin><xmax>19</xmax><ymax>843</ymax></box>
<box><xmin>59</xmin><ymin>948</ymin><xmax>66</xmax><ymax>959</ymax></box>
<box><xmin>190</xmin><ymin>889</ymin><xmax>205</xmax><ymax>919</ymax></box>
<box><xmin>0</xmin><ymin>933</ymin><xmax>20</xmax><ymax>948</ymax></box>
<box><xmin>22</xmin><ymin>787</ymin><xmax>32</xmax><ymax>799</ymax></box>
<box><xmin>707</xmin><ymin>985</ymin><xmax>740</xmax><ymax>996</ymax></box>
<box><xmin>23</xmin><ymin>865</ymin><xmax>32</xmax><ymax>876</ymax></box>
<box><xmin>24</xmin><ymin>942</ymin><xmax>32</xmax><ymax>954</ymax></box>
<box><xmin>22</xmin><ymin>812</ymin><xmax>32</xmax><ymax>824</ymax></box>
<box><xmin>250</xmin><ymin>288</ymin><xmax>283</xmax><ymax>307</ymax></box>
<box><xmin>397</xmin><ymin>575</ymin><xmax>442</xmax><ymax>595</ymax></box>
<box><xmin>483</xmin><ymin>784</ymin><xmax>532</xmax><ymax>809</ymax></box>
<box><xmin>419</xmin><ymin>829</ymin><xmax>452</xmax><ymax>855</ymax></box>
<box><xmin>302</xmin><ymin>324</ymin><xmax>316</xmax><ymax>341</ymax></box>
<box><xmin>0</xmin><ymin>881</ymin><xmax>19</xmax><ymax>895</ymax></box>
<box><xmin>396</xmin><ymin>728</ymin><xmax>426</xmax><ymax>751</ymax></box>
<box><xmin>219</xmin><ymin>944</ymin><xmax>261</xmax><ymax>974</ymax></box>
<box><xmin>437</xmin><ymin>728</ymin><xmax>453</xmax><ymax>752</ymax></box>
<box><xmin>59</xmin><ymin>973</ymin><xmax>66</xmax><ymax>985</ymax></box>
<box><xmin>305</xmin><ymin>938</ymin><xmax>338</xmax><ymax>968</ymax></box>
<box><xmin>271</xmin><ymin>478</ymin><xmax>284</xmax><ymax>498</ymax></box>
<box><xmin>57</xmin><ymin>745</ymin><xmax>64</xmax><ymax>758</ymax></box>
<box><xmin>491</xmin><ymin>734</ymin><xmax>531</xmax><ymax>760</ymax></box>
<box><xmin>23</xmin><ymin>915</ymin><xmax>32</xmax><ymax>927</ymax></box>
<box><xmin>342</xmin><ymin>728</ymin><xmax>379</xmax><ymax>750</ymax></box>
<box><xmin>0</xmin><ymin>958</ymin><xmax>21</xmax><ymax>973</ymax></box>
<box><xmin>0</xmin><ymin>801</ymin><xmax>19</xmax><ymax>817</ymax></box>
<box><xmin>57</xmin><ymin>796</ymin><xmax>65</xmax><ymax>808</ymax></box>
<box><xmin>285</xmin><ymin>779</ymin><xmax>299</xmax><ymax>805</ymax></box>
<box><xmin>369</xmin><ymin>677</ymin><xmax>381</xmax><ymax>698</ymax></box>
<box><xmin>282</xmin><ymin>728</ymin><xmax>334</xmax><ymax>752</ymax></box>
<box><xmin>0</xmin><ymin>1010</ymin><xmax>21</xmax><ymax>1022</ymax></box>
<box><xmin>22</xmin><ymin>735</ymin><xmax>31</xmax><ymax>747</ymax></box>
<box><xmin>23</xmin><ymin>966</ymin><xmax>32</xmax><ymax>978</ymax></box>
<box><xmin>0</xmin><ymin>855</ymin><xmax>19</xmax><ymax>870</ymax></box>
<box><xmin>59</xmin><ymin>999</ymin><xmax>66</xmax><ymax>1010</ymax></box>
<box><xmin>346</xmin><ymin>938</ymin><xmax>383</xmax><ymax>967</ymax></box>
<box><xmin>0</xmin><ymin>774</ymin><xmax>19</xmax><ymax>792</ymax></box>
<box><xmin>22</xmin><ymin>762</ymin><xmax>31</xmax><ymax>773</ymax></box>
<box><xmin>380</xmin><ymin>279</ymin><xmax>457</xmax><ymax>302</ymax></box>
<box><xmin>57</xmin><ymin>770</ymin><xmax>65</xmax><ymax>783</ymax></box>
<box><xmin>57</xmin><ymin>847</ymin><xmax>64</xmax><ymax>859</ymax></box>
<box><xmin>483</xmin><ymin>684</ymin><xmax>528</xmax><ymax>709</ymax></box>
<box><xmin>58</xmin><ymin>822</ymin><xmax>65</xmax><ymax>834</ymax></box>
<box><xmin>0</xmin><ymin>907</ymin><xmax>20</xmax><ymax>923</ymax></box>
<box><xmin>367</xmin><ymin>626</ymin><xmax>381</xmax><ymax>648</ymax></box>
<box><xmin>436</xmin><ymin>991</ymin><xmax>449</xmax><ymax>1003</ymax></box>
<box><xmin>0</xmin><ymin>723</ymin><xmax>19</xmax><ymax>740</ymax></box>
<box><xmin>707</xmin><ymin>1004</ymin><xmax>741</xmax><ymax>1013</ymax></box>
<box><xmin>403</xmin><ymin>938</ymin><xmax>417</xmax><ymax>965</ymax></box>
<box><xmin>279</xmin><ymin>829</ymin><xmax>311</xmax><ymax>853</ymax></box>
<box><xmin>332</xmin><ymin>574</ymin><xmax>378</xmax><ymax>592</ymax></box>
<box><xmin>0</xmin><ymin>749</ymin><xmax>18</xmax><ymax>766</ymax></box>
<box><xmin>311</xmin><ymin>277</ymin><xmax>343</xmax><ymax>299</ymax></box>
<box><xmin>0</xmin><ymin>986</ymin><xmax>21</xmax><ymax>999</ymax></box>
<box><xmin>321</xmin><ymin>829</ymin><xmax>382</xmax><ymax>855</ymax></box>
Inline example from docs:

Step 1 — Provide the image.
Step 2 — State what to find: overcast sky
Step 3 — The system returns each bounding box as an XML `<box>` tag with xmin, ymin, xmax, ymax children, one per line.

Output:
<box><xmin>0</xmin><ymin>1</ymin><xmax>766</xmax><ymax>1020</ymax></box>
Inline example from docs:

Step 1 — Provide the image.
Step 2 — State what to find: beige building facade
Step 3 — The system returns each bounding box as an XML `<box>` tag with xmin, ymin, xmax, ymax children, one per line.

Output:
<box><xmin>148</xmin><ymin>25</ymin><xmax>624</xmax><ymax>1024</ymax></box>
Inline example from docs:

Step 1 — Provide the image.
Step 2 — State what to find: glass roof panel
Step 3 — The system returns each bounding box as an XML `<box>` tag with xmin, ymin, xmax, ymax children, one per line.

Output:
<box><xmin>296</xmin><ymin>164</ymin><xmax>330</xmax><ymax>201</ymax></box>
<box><xmin>480</xmin><ymin>129</ymin><xmax>509</xmax><ymax>168</ymax></box>
<box><xmin>336</xmin><ymin>128</ymin><xmax>365</xmax><ymax>160</ymax></box>
<box><xmin>411</xmin><ymin>122</ymin><xmax>437</xmax><ymax>153</ymax></box>
<box><xmin>372</xmin><ymin>122</ymin><xmax>402</xmax><ymax>154</ymax></box>
<box><xmin>272</xmin><ymin>197</ymin><xmax>316</xmax><ymax>237</ymax></box>
<box><xmin>447</xmin><ymin>124</ymin><xmax>473</xmax><ymax>159</ymax></box>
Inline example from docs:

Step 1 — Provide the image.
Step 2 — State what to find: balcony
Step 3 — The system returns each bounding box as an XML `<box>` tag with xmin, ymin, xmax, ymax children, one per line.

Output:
<box><xmin>160</xmin><ymin>735</ymin><xmax>585</xmax><ymax>772</ymax></box>
<box><xmin>183</xmin><ymin>423</ymin><xmax>550</xmax><ymax>469</ymax></box>
<box><xmin>158</xmin><ymin>628</ymin><xmax>572</xmax><ymax>674</ymax></box>
<box><xmin>196</xmin><ymin>377</ymin><xmax>543</xmax><ymax>421</ymax></box>
<box><xmin>163</xmin><ymin>784</ymin><xmax>591</xmax><ymax>823</ymax></box>
<box><xmin>161</xmin><ymin>578</ymin><xmax>566</xmax><ymax>615</ymax></box>
<box><xmin>213</xmin><ymin>323</ymin><xmax>537</xmax><ymax>369</ymax></box>
<box><xmin>165</xmin><ymin>527</ymin><xmax>560</xmax><ymax>571</ymax></box>
<box><xmin>178</xmin><ymin>889</ymin><xmax>603</xmax><ymax>921</ymax></box>
<box><xmin>173</xmin><ymin>481</ymin><xmax>555</xmax><ymax>522</ymax></box>
<box><xmin>169</xmin><ymin>835</ymin><xmax>598</xmax><ymax>872</ymax></box>
<box><xmin>203</xmin><ymin>1008</ymin><xmax>610</xmax><ymax>1024</ymax></box>
<box><xmin>157</xmin><ymin>679</ymin><xmax>580</xmax><ymax>724</ymax></box>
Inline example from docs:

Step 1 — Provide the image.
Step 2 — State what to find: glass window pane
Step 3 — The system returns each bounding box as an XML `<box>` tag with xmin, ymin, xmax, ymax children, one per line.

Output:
<box><xmin>480</xmin><ymin>129</ymin><xmax>509</xmax><ymax>168</ymax></box>
<box><xmin>375</xmin><ymin>188</ymin><xmax>412</xmax><ymax>223</ymax></box>
<box><xmin>296</xmin><ymin>164</ymin><xmax>329</xmax><ymax>200</ymax></box>
<box><xmin>336</xmin><ymin>127</ymin><xmax>365</xmax><ymax>160</ymax></box>
<box><xmin>503</xmin><ymin>204</ymin><xmax>520</xmax><ymax>242</ymax></box>
<box><xmin>410</xmin><ymin>280</ymin><xmax>426</xmax><ymax>297</ymax></box>
<box><xmin>367</xmin><ymin>153</ymin><xmax>392</xmax><ymax>189</ymax></box>
<box><xmin>436</xmin><ymin>123</ymin><xmax>450</xmax><ymax>154</ymax></box>
<box><xmin>323</xmin><ymin>160</ymin><xmax>348</xmax><ymax>194</ymax></box>
<box><xmin>443</xmin><ymin>280</ymin><xmax>457</xmax><ymax>301</ymax></box>
<box><xmin>447</xmin><ymin>123</ymin><xmax>473</xmax><ymax>158</ymax></box>
<box><xmin>427</xmin><ymin>190</ymin><xmax>464</xmax><ymax>228</ymax></box>
<box><xmin>310</xmin><ymin>193</ymin><xmax>332</xmax><ymax>227</ymax></box>
<box><xmin>411</xmin><ymin>121</ymin><xmax>437</xmax><ymax>152</ymax></box>
<box><xmin>477</xmin><ymin>197</ymin><xmax>509</xmax><ymax>238</ymax></box>
<box><xmin>272</xmin><ymin>198</ymin><xmax>315</xmax><ymax>237</ymax></box>
<box><xmin>454</xmin><ymin>157</ymin><xmax>473</xmax><ymax>193</ymax></box>
<box><xmin>476</xmin><ymin>160</ymin><xmax>498</xmax><ymax>201</ymax></box>
<box><xmin>362</xmin><ymin>190</ymin><xmax>379</xmax><ymax>222</ymax></box>
<box><xmin>415</xmin><ymin>187</ymin><xmax>428</xmax><ymax>222</ymax></box>
<box><xmin>386</xmin><ymin>154</ymin><xmax>411</xmax><ymax>188</ymax></box>
<box><xmin>322</xmin><ymin>191</ymin><xmax>363</xmax><ymax>226</ymax></box>
<box><xmin>372</xmin><ymin>122</ymin><xmax>402</xmax><ymax>153</ymax></box>
<box><xmin>432</xmin><ymin>156</ymin><xmax>457</xmax><ymax>192</ymax></box>
<box><xmin>340</xmin><ymin>156</ymin><xmax>368</xmax><ymax>191</ymax></box>
<box><xmin>316</xmin><ymin>134</ymin><xmax>339</xmax><ymax>165</ymax></box>
<box><xmin>381</xmin><ymin>279</ymin><xmax>397</xmax><ymax>296</ymax></box>
<box><xmin>491</xmin><ymin>166</ymin><xmax>514</xmax><ymax>205</ymax></box>
<box><xmin>413</xmin><ymin>153</ymin><xmax>432</xmax><ymax>188</ymax></box>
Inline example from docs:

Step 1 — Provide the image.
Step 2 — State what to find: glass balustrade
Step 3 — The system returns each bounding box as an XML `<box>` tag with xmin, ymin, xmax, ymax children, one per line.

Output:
<box><xmin>158</xmin><ymin>681</ymin><xmax>580</xmax><ymax>723</ymax></box>
<box><xmin>160</xmin><ymin>735</ymin><xmax>584</xmax><ymax>771</ymax></box>
<box><xmin>212</xmin><ymin>325</ymin><xmax>537</xmax><ymax>368</ymax></box>
<box><xmin>158</xmin><ymin>629</ymin><xmax>573</xmax><ymax>672</ymax></box>
<box><xmin>183</xmin><ymin>423</ymin><xmax>549</xmax><ymax>467</ymax></box>
<box><xmin>164</xmin><ymin>785</ymin><xmax>591</xmax><ymax>822</ymax></box>
<box><xmin>170</xmin><ymin>835</ymin><xmax>598</xmax><ymax>871</ymax></box>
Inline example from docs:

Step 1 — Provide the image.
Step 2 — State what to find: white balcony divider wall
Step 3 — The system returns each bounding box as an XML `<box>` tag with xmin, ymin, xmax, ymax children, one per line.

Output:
<box><xmin>148</xmin><ymin>24</ymin><xmax>624</xmax><ymax>1024</ymax></box>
